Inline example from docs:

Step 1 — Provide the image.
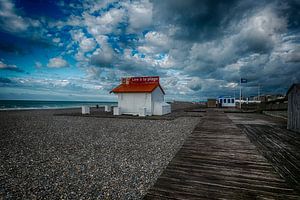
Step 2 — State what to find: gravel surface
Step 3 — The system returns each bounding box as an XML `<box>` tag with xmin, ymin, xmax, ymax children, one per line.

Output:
<box><xmin>0</xmin><ymin>107</ymin><xmax>200</xmax><ymax>199</ymax></box>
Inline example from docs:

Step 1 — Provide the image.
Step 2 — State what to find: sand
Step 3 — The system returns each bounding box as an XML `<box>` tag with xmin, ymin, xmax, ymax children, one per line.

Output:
<box><xmin>0</xmin><ymin>104</ymin><xmax>201</xmax><ymax>199</ymax></box>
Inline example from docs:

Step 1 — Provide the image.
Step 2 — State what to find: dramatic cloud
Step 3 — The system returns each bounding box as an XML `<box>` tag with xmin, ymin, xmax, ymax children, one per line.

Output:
<box><xmin>0</xmin><ymin>0</ymin><xmax>300</xmax><ymax>100</ymax></box>
<box><xmin>47</xmin><ymin>57</ymin><xmax>69</xmax><ymax>68</ymax></box>
<box><xmin>90</xmin><ymin>50</ymin><xmax>115</xmax><ymax>68</ymax></box>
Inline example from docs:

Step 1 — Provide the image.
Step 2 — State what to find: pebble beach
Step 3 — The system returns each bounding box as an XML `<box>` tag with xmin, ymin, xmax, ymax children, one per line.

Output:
<box><xmin>0</xmin><ymin>104</ymin><xmax>200</xmax><ymax>199</ymax></box>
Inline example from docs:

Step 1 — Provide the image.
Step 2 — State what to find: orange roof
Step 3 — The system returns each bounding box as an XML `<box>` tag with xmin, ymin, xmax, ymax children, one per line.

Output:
<box><xmin>110</xmin><ymin>83</ymin><xmax>165</xmax><ymax>94</ymax></box>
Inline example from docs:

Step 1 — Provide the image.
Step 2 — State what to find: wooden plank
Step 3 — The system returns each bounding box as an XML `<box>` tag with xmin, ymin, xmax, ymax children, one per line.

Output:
<box><xmin>237</xmin><ymin>122</ymin><xmax>300</xmax><ymax>192</ymax></box>
<box><xmin>144</xmin><ymin>111</ymin><xmax>299</xmax><ymax>199</ymax></box>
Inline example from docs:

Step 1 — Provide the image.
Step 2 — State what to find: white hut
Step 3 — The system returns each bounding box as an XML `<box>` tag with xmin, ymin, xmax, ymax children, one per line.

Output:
<box><xmin>110</xmin><ymin>76</ymin><xmax>171</xmax><ymax>116</ymax></box>
<box><xmin>218</xmin><ymin>96</ymin><xmax>236</xmax><ymax>107</ymax></box>
<box><xmin>287</xmin><ymin>84</ymin><xmax>300</xmax><ymax>133</ymax></box>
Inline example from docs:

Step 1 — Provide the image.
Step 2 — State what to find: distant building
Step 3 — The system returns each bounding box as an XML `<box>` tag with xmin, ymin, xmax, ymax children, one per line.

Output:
<box><xmin>218</xmin><ymin>96</ymin><xmax>235</xmax><ymax>107</ymax></box>
<box><xmin>207</xmin><ymin>99</ymin><xmax>217</xmax><ymax>108</ymax></box>
<box><xmin>257</xmin><ymin>94</ymin><xmax>285</xmax><ymax>102</ymax></box>
<box><xmin>253</xmin><ymin>95</ymin><xmax>264</xmax><ymax>102</ymax></box>
<box><xmin>110</xmin><ymin>76</ymin><xmax>171</xmax><ymax>116</ymax></box>
<box><xmin>287</xmin><ymin>84</ymin><xmax>300</xmax><ymax>133</ymax></box>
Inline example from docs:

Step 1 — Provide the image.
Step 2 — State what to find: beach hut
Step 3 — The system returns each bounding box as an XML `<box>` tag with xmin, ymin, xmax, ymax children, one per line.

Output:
<box><xmin>110</xmin><ymin>76</ymin><xmax>171</xmax><ymax>116</ymax></box>
<box><xmin>218</xmin><ymin>96</ymin><xmax>236</xmax><ymax>108</ymax></box>
<box><xmin>207</xmin><ymin>99</ymin><xmax>217</xmax><ymax>108</ymax></box>
<box><xmin>287</xmin><ymin>84</ymin><xmax>300</xmax><ymax>133</ymax></box>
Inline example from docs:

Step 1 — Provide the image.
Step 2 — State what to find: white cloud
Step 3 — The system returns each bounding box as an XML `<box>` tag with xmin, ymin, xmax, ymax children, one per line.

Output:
<box><xmin>83</xmin><ymin>0</ymin><xmax>117</xmax><ymax>13</ymax></box>
<box><xmin>70</xmin><ymin>29</ymin><xmax>85</xmax><ymax>43</ymax></box>
<box><xmin>52</xmin><ymin>38</ymin><xmax>61</xmax><ymax>43</ymax></box>
<box><xmin>69</xmin><ymin>29</ymin><xmax>97</xmax><ymax>61</ymax></box>
<box><xmin>0</xmin><ymin>0</ymin><xmax>40</xmax><ymax>33</ymax></box>
<box><xmin>145</xmin><ymin>31</ymin><xmax>169</xmax><ymax>47</ymax></box>
<box><xmin>124</xmin><ymin>0</ymin><xmax>153</xmax><ymax>32</ymax></box>
<box><xmin>84</xmin><ymin>7</ymin><xmax>125</xmax><ymax>36</ymax></box>
<box><xmin>0</xmin><ymin>0</ymin><xmax>28</xmax><ymax>32</ymax></box>
<box><xmin>0</xmin><ymin>60</ymin><xmax>23</xmax><ymax>72</ymax></box>
<box><xmin>138</xmin><ymin>31</ymin><xmax>171</xmax><ymax>55</ymax></box>
<box><xmin>79</xmin><ymin>37</ymin><xmax>96</xmax><ymax>52</ymax></box>
<box><xmin>47</xmin><ymin>57</ymin><xmax>69</xmax><ymax>68</ymax></box>
<box><xmin>0</xmin><ymin>60</ymin><xmax>16</xmax><ymax>69</ymax></box>
<box><xmin>65</xmin><ymin>15</ymin><xmax>82</xmax><ymax>27</ymax></box>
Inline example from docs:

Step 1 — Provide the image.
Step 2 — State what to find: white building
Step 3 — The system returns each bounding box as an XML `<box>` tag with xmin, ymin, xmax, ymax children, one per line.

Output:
<box><xmin>110</xmin><ymin>76</ymin><xmax>171</xmax><ymax>116</ymax></box>
<box><xmin>218</xmin><ymin>96</ymin><xmax>236</xmax><ymax>107</ymax></box>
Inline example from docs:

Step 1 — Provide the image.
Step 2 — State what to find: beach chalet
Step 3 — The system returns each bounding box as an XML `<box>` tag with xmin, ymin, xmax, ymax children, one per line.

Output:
<box><xmin>110</xmin><ymin>76</ymin><xmax>171</xmax><ymax>116</ymax></box>
<box><xmin>287</xmin><ymin>84</ymin><xmax>300</xmax><ymax>133</ymax></box>
<box><xmin>218</xmin><ymin>96</ymin><xmax>236</xmax><ymax>108</ymax></box>
<box><xmin>207</xmin><ymin>99</ymin><xmax>217</xmax><ymax>108</ymax></box>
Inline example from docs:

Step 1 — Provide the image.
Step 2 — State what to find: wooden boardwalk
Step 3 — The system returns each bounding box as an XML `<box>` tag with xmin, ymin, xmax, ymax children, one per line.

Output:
<box><xmin>144</xmin><ymin>111</ymin><xmax>299</xmax><ymax>199</ymax></box>
<box><xmin>230</xmin><ymin>113</ymin><xmax>300</xmax><ymax>193</ymax></box>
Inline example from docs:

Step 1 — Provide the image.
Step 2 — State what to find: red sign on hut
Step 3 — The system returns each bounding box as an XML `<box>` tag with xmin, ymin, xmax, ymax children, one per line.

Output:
<box><xmin>122</xmin><ymin>76</ymin><xmax>159</xmax><ymax>84</ymax></box>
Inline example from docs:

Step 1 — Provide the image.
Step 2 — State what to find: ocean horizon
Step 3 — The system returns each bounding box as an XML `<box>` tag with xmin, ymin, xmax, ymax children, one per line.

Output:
<box><xmin>0</xmin><ymin>100</ymin><xmax>118</xmax><ymax>110</ymax></box>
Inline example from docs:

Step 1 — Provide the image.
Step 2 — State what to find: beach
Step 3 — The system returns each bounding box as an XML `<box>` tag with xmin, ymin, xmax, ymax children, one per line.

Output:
<box><xmin>0</xmin><ymin>103</ymin><xmax>200</xmax><ymax>199</ymax></box>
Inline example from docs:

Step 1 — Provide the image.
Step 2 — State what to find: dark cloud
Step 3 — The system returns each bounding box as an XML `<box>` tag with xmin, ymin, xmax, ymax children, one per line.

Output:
<box><xmin>0</xmin><ymin>42</ymin><xmax>25</xmax><ymax>54</ymax></box>
<box><xmin>0</xmin><ymin>77</ymin><xmax>12</xmax><ymax>83</ymax></box>
<box><xmin>285</xmin><ymin>51</ymin><xmax>300</xmax><ymax>63</ymax></box>
<box><xmin>285</xmin><ymin>0</ymin><xmax>300</xmax><ymax>29</ymax></box>
<box><xmin>89</xmin><ymin>48</ymin><xmax>161</xmax><ymax>76</ymax></box>
<box><xmin>150</xmin><ymin>0</ymin><xmax>299</xmax><ymax>98</ymax></box>
<box><xmin>236</xmin><ymin>32</ymin><xmax>275</xmax><ymax>54</ymax></box>
<box><xmin>90</xmin><ymin>53</ymin><xmax>115</xmax><ymax>68</ymax></box>
<box><xmin>152</xmin><ymin>0</ymin><xmax>256</xmax><ymax>41</ymax></box>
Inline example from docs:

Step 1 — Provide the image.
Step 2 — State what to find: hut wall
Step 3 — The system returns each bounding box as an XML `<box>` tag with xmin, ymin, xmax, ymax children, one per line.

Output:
<box><xmin>287</xmin><ymin>87</ymin><xmax>300</xmax><ymax>133</ymax></box>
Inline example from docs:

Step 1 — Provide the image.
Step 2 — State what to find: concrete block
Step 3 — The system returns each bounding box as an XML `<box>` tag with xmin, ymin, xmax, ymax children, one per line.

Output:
<box><xmin>82</xmin><ymin>106</ymin><xmax>90</xmax><ymax>114</ymax></box>
<box><xmin>113</xmin><ymin>107</ymin><xmax>121</xmax><ymax>115</ymax></box>
<box><xmin>105</xmin><ymin>105</ymin><xmax>111</xmax><ymax>112</ymax></box>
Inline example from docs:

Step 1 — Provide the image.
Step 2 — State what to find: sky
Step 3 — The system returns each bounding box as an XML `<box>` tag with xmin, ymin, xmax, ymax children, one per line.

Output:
<box><xmin>0</xmin><ymin>0</ymin><xmax>299</xmax><ymax>101</ymax></box>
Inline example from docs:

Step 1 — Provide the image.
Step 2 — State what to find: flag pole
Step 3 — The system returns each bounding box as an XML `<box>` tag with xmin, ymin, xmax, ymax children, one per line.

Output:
<box><xmin>240</xmin><ymin>78</ymin><xmax>242</xmax><ymax>109</ymax></box>
<box><xmin>258</xmin><ymin>84</ymin><xmax>260</xmax><ymax>100</ymax></box>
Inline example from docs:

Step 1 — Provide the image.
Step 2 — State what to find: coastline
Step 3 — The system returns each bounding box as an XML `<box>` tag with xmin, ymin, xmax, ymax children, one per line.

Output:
<box><xmin>0</xmin><ymin>105</ymin><xmax>109</xmax><ymax>111</ymax></box>
<box><xmin>0</xmin><ymin>100</ymin><xmax>117</xmax><ymax>111</ymax></box>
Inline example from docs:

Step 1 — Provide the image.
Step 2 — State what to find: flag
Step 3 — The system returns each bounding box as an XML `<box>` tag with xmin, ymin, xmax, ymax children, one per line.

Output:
<box><xmin>241</xmin><ymin>78</ymin><xmax>247</xmax><ymax>83</ymax></box>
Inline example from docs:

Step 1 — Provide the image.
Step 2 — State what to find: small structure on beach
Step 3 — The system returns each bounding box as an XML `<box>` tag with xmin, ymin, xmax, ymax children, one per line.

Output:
<box><xmin>207</xmin><ymin>99</ymin><xmax>217</xmax><ymax>108</ymax></box>
<box><xmin>82</xmin><ymin>106</ymin><xmax>90</xmax><ymax>114</ymax></box>
<box><xmin>218</xmin><ymin>96</ymin><xmax>236</xmax><ymax>108</ymax></box>
<box><xmin>287</xmin><ymin>84</ymin><xmax>300</xmax><ymax>133</ymax></box>
<box><xmin>110</xmin><ymin>76</ymin><xmax>171</xmax><ymax>116</ymax></box>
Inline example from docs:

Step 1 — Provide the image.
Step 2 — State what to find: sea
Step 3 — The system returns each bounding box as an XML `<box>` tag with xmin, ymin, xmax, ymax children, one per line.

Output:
<box><xmin>0</xmin><ymin>100</ymin><xmax>117</xmax><ymax>110</ymax></box>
